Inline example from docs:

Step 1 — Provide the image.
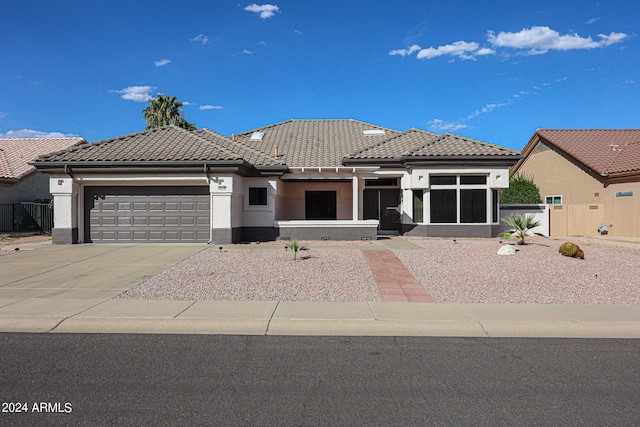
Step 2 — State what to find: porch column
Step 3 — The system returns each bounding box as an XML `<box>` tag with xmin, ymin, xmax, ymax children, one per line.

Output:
<box><xmin>50</xmin><ymin>177</ymin><xmax>78</xmax><ymax>244</ymax></box>
<box><xmin>352</xmin><ymin>176</ymin><xmax>359</xmax><ymax>220</ymax></box>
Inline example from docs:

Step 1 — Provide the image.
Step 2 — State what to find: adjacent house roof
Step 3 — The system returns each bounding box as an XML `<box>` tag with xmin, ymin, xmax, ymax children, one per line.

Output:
<box><xmin>515</xmin><ymin>129</ymin><xmax>640</xmax><ymax>178</ymax></box>
<box><xmin>0</xmin><ymin>137</ymin><xmax>85</xmax><ymax>182</ymax></box>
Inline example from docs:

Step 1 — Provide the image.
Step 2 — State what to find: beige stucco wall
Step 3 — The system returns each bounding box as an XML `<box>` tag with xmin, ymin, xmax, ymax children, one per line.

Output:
<box><xmin>517</xmin><ymin>141</ymin><xmax>640</xmax><ymax>237</ymax></box>
<box><xmin>278</xmin><ymin>181</ymin><xmax>353</xmax><ymax>220</ymax></box>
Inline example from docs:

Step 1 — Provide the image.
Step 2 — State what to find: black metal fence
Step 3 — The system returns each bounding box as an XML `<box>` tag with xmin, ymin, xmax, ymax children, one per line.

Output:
<box><xmin>0</xmin><ymin>202</ymin><xmax>53</xmax><ymax>234</ymax></box>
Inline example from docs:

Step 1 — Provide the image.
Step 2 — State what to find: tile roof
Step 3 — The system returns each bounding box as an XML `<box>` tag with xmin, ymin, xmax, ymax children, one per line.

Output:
<box><xmin>0</xmin><ymin>137</ymin><xmax>85</xmax><ymax>180</ymax></box>
<box><xmin>32</xmin><ymin>126</ymin><xmax>254</xmax><ymax>164</ymax></box>
<box><xmin>536</xmin><ymin>129</ymin><xmax>640</xmax><ymax>176</ymax></box>
<box><xmin>194</xmin><ymin>129</ymin><xmax>284</xmax><ymax>166</ymax></box>
<box><xmin>231</xmin><ymin>119</ymin><xmax>400</xmax><ymax>167</ymax></box>
<box><xmin>349</xmin><ymin>128</ymin><xmax>519</xmax><ymax>159</ymax></box>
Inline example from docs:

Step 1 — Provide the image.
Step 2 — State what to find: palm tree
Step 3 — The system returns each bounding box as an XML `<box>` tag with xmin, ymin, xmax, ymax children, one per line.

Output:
<box><xmin>501</xmin><ymin>214</ymin><xmax>545</xmax><ymax>245</ymax></box>
<box><xmin>142</xmin><ymin>95</ymin><xmax>196</xmax><ymax>130</ymax></box>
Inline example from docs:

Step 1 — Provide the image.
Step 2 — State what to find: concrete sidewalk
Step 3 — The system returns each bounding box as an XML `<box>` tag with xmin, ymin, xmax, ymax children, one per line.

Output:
<box><xmin>0</xmin><ymin>297</ymin><xmax>639</xmax><ymax>338</ymax></box>
<box><xmin>0</xmin><ymin>242</ymin><xmax>639</xmax><ymax>338</ymax></box>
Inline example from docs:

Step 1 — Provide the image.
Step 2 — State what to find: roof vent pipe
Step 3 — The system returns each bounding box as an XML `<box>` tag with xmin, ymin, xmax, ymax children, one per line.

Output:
<box><xmin>274</xmin><ymin>145</ymin><xmax>279</xmax><ymax>157</ymax></box>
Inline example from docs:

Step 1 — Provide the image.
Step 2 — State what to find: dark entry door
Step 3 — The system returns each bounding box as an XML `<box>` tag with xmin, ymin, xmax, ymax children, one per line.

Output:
<box><xmin>363</xmin><ymin>189</ymin><xmax>401</xmax><ymax>233</ymax></box>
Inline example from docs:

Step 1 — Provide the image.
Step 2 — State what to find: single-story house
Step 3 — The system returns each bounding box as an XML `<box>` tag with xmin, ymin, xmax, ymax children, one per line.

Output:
<box><xmin>512</xmin><ymin>129</ymin><xmax>640</xmax><ymax>238</ymax></box>
<box><xmin>0</xmin><ymin>137</ymin><xmax>85</xmax><ymax>204</ymax></box>
<box><xmin>31</xmin><ymin>120</ymin><xmax>520</xmax><ymax>244</ymax></box>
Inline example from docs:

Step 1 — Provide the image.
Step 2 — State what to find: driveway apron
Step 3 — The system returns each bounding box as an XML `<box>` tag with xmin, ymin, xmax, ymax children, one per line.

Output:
<box><xmin>0</xmin><ymin>244</ymin><xmax>206</xmax><ymax>299</ymax></box>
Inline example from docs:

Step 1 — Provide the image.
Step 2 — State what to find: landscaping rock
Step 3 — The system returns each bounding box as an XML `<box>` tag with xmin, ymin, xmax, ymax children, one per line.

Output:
<box><xmin>497</xmin><ymin>245</ymin><xmax>517</xmax><ymax>255</ymax></box>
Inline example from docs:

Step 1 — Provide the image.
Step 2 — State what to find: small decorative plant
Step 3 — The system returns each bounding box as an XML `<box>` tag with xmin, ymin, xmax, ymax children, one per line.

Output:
<box><xmin>559</xmin><ymin>242</ymin><xmax>585</xmax><ymax>259</ymax></box>
<box><xmin>501</xmin><ymin>214</ymin><xmax>545</xmax><ymax>245</ymax></box>
<box><xmin>286</xmin><ymin>239</ymin><xmax>309</xmax><ymax>260</ymax></box>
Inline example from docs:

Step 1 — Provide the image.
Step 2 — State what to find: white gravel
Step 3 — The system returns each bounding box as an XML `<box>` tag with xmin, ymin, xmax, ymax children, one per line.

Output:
<box><xmin>121</xmin><ymin>247</ymin><xmax>381</xmax><ymax>302</ymax></box>
<box><xmin>120</xmin><ymin>236</ymin><xmax>640</xmax><ymax>304</ymax></box>
<box><xmin>399</xmin><ymin>236</ymin><xmax>640</xmax><ymax>304</ymax></box>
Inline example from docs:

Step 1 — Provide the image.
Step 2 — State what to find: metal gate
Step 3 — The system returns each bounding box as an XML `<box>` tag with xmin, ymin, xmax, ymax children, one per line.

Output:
<box><xmin>0</xmin><ymin>203</ymin><xmax>53</xmax><ymax>234</ymax></box>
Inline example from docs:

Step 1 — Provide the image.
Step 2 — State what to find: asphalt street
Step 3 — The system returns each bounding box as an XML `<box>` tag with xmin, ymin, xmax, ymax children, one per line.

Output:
<box><xmin>1</xmin><ymin>334</ymin><xmax>639</xmax><ymax>426</ymax></box>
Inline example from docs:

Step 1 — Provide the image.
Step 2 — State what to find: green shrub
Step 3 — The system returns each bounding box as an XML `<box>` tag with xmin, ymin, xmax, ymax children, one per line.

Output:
<box><xmin>500</xmin><ymin>173</ymin><xmax>542</xmax><ymax>204</ymax></box>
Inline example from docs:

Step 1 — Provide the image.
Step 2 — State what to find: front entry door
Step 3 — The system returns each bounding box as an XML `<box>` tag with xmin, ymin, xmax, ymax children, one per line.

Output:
<box><xmin>363</xmin><ymin>189</ymin><xmax>401</xmax><ymax>234</ymax></box>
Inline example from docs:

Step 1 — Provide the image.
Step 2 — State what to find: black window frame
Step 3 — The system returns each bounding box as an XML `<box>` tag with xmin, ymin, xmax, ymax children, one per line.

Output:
<box><xmin>248</xmin><ymin>187</ymin><xmax>268</xmax><ymax>206</ymax></box>
<box><xmin>305</xmin><ymin>191</ymin><xmax>337</xmax><ymax>220</ymax></box>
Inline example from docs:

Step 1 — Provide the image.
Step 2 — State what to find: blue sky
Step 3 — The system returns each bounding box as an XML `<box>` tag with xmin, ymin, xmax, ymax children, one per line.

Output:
<box><xmin>1</xmin><ymin>1</ymin><xmax>638</xmax><ymax>150</ymax></box>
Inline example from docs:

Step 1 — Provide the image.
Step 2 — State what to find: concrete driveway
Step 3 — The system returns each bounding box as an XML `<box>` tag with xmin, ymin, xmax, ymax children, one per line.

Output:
<box><xmin>0</xmin><ymin>244</ymin><xmax>206</xmax><ymax>300</ymax></box>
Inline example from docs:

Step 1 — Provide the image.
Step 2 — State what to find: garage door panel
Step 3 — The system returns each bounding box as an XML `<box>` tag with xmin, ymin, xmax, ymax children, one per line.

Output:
<box><xmin>85</xmin><ymin>186</ymin><xmax>210</xmax><ymax>243</ymax></box>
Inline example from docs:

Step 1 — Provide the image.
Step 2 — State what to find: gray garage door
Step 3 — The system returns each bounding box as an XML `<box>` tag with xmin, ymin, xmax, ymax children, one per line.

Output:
<box><xmin>84</xmin><ymin>186</ymin><xmax>210</xmax><ymax>242</ymax></box>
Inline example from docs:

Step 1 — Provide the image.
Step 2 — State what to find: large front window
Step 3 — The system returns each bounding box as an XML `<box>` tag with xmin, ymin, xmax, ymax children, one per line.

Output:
<box><xmin>430</xmin><ymin>175</ymin><xmax>490</xmax><ymax>224</ymax></box>
<box><xmin>305</xmin><ymin>191</ymin><xmax>337</xmax><ymax>220</ymax></box>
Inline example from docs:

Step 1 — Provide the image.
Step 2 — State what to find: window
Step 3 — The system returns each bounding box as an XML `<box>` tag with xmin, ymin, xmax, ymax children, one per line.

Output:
<box><xmin>430</xmin><ymin>175</ymin><xmax>456</xmax><ymax>185</ymax></box>
<box><xmin>545</xmin><ymin>195</ymin><xmax>562</xmax><ymax>204</ymax></box>
<box><xmin>615</xmin><ymin>191</ymin><xmax>634</xmax><ymax>198</ymax></box>
<box><xmin>365</xmin><ymin>178</ymin><xmax>398</xmax><ymax>187</ymax></box>
<box><xmin>492</xmin><ymin>190</ymin><xmax>499</xmax><ymax>223</ymax></box>
<box><xmin>429</xmin><ymin>174</ymin><xmax>490</xmax><ymax>224</ymax></box>
<box><xmin>248</xmin><ymin>187</ymin><xmax>268</xmax><ymax>206</ymax></box>
<box><xmin>413</xmin><ymin>190</ymin><xmax>424</xmax><ymax>223</ymax></box>
<box><xmin>460</xmin><ymin>175</ymin><xmax>487</xmax><ymax>185</ymax></box>
<box><xmin>460</xmin><ymin>189</ymin><xmax>486</xmax><ymax>223</ymax></box>
<box><xmin>430</xmin><ymin>189</ymin><xmax>457</xmax><ymax>223</ymax></box>
<box><xmin>305</xmin><ymin>191</ymin><xmax>336</xmax><ymax>220</ymax></box>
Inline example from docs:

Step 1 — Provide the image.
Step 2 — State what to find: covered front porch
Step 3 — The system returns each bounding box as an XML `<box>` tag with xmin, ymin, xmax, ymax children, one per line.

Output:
<box><xmin>271</xmin><ymin>167</ymin><xmax>399</xmax><ymax>241</ymax></box>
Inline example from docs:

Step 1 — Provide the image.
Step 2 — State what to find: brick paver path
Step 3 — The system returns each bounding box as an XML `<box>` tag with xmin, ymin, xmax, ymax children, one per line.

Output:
<box><xmin>362</xmin><ymin>250</ymin><xmax>434</xmax><ymax>302</ymax></box>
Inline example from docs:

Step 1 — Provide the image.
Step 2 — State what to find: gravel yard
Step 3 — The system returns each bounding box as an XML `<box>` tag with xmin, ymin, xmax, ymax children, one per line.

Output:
<box><xmin>399</xmin><ymin>237</ymin><xmax>640</xmax><ymax>304</ymax></box>
<box><xmin>122</xmin><ymin>247</ymin><xmax>381</xmax><ymax>302</ymax></box>
<box><xmin>120</xmin><ymin>236</ymin><xmax>640</xmax><ymax>304</ymax></box>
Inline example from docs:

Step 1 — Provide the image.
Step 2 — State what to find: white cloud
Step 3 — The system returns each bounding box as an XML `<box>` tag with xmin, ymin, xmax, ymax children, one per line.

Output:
<box><xmin>0</xmin><ymin>112</ymin><xmax>8</xmax><ymax>119</ymax></box>
<box><xmin>625</xmin><ymin>80</ymin><xmax>636</xmax><ymax>84</ymax></box>
<box><xmin>112</xmin><ymin>86</ymin><xmax>155</xmax><ymax>102</ymax></box>
<box><xmin>486</xmin><ymin>26</ymin><xmax>627</xmax><ymax>55</ymax></box>
<box><xmin>199</xmin><ymin>105</ymin><xmax>223</xmax><ymax>110</ymax></box>
<box><xmin>154</xmin><ymin>58</ymin><xmax>171</xmax><ymax>67</ymax></box>
<box><xmin>418</xmin><ymin>41</ymin><xmax>484</xmax><ymax>60</ymax></box>
<box><xmin>190</xmin><ymin>34</ymin><xmax>210</xmax><ymax>45</ymax></box>
<box><xmin>294</xmin><ymin>30</ymin><xmax>303</xmax><ymax>35</ymax></box>
<box><xmin>389</xmin><ymin>44</ymin><xmax>421</xmax><ymax>57</ymax></box>
<box><xmin>556</xmin><ymin>77</ymin><xmax>568</xmax><ymax>82</ymax></box>
<box><xmin>586</xmin><ymin>17</ymin><xmax>601</xmax><ymax>25</ymax></box>
<box><xmin>244</xmin><ymin>3</ymin><xmax>279</xmax><ymax>19</ymax></box>
<box><xmin>428</xmin><ymin>119</ymin><xmax>468</xmax><ymax>132</ymax></box>
<box><xmin>243</xmin><ymin>49</ymin><xmax>255</xmax><ymax>55</ymax></box>
<box><xmin>391</xmin><ymin>41</ymin><xmax>494</xmax><ymax>60</ymax></box>
<box><xmin>0</xmin><ymin>129</ymin><xmax>79</xmax><ymax>138</ymax></box>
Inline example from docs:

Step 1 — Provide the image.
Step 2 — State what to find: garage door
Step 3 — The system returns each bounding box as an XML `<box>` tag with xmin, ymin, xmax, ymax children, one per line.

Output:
<box><xmin>84</xmin><ymin>186</ymin><xmax>210</xmax><ymax>242</ymax></box>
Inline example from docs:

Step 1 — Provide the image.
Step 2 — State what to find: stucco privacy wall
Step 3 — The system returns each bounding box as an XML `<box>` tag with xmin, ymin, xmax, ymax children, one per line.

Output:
<box><xmin>517</xmin><ymin>141</ymin><xmax>640</xmax><ymax>237</ymax></box>
<box><xmin>0</xmin><ymin>172</ymin><xmax>53</xmax><ymax>204</ymax></box>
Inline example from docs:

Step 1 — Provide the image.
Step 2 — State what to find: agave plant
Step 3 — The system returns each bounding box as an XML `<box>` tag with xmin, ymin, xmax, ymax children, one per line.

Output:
<box><xmin>286</xmin><ymin>239</ymin><xmax>309</xmax><ymax>260</ymax></box>
<box><xmin>501</xmin><ymin>214</ymin><xmax>545</xmax><ymax>245</ymax></box>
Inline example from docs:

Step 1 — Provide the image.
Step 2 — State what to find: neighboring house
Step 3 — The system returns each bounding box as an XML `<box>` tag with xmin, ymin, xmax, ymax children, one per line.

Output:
<box><xmin>0</xmin><ymin>137</ymin><xmax>86</xmax><ymax>204</ymax></box>
<box><xmin>31</xmin><ymin>120</ymin><xmax>520</xmax><ymax>244</ymax></box>
<box><xmin>512</xmin><ymin>129</ymin><xmax>640</xmax><ymax>238</ymax></box>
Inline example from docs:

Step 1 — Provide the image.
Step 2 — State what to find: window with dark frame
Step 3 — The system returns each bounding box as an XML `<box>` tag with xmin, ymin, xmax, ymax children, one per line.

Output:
<box><xmin>305</xmin><ymin>191</ymin><xmax>337</xmax><ymax>220</ymax></box>
<box><xmin>413</xmin><ymin>190</ymin><xmax>424</xmax><ymax>223</ymax></box>
<box><xmin>248</xmin><ymin>187</ymin><xmax>268</xmax><ymax>206</ymax></box>
<box><xmin>429</xmin><ymin>174</ymin><xmax>490</xmax><ymax>224</ymax></box>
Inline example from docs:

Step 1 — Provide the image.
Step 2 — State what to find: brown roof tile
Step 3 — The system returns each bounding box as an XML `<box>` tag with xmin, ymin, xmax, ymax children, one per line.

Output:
<box><xmin>232</xmin><ymin>119</ymin><xmax>400</xmax><ymax>167</ymax></box>
<box><xmin>536</xmin><ymin>129</ymin><xmax>640</xmax><ymax>176</ymax></box>
<box><xmin>32</xmin><ymin>126</ymin><xmax>250</xmax><ymax>164</ymax></box>
<box><xmin>0</xmin><ymin>137</ymin><xmax>85</xmax><ymax>180</ymax></box>
<box><xmin>350</xmin><ymin>129</ymin><xmax>520</xmax><ymax>159</ymax></box>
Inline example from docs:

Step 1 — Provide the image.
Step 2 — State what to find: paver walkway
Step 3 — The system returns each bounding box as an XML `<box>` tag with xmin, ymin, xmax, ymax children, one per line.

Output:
<box><xmin>362</xmin><ymin>250</ymin><xmax>434</xmax><ymax>303</ymax></box>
